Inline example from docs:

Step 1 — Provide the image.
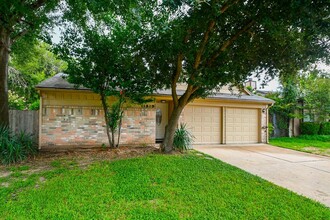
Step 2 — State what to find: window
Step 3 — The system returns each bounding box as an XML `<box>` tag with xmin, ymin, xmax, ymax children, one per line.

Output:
<box><xmin>91</xmin><ymin>109</ymin><xmax>99</xmax><ymax>116</ymax></box>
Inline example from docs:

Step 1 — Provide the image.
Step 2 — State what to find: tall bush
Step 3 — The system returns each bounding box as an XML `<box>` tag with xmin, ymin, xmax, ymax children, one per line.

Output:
<box><xmin>0</xmin><ymin>126</ymin><xmax>37</xmax><ymax>165</ymax></box>
<box><xmin>300</xmin><ymin>122</ymin><xmax>320</xmax><ymax>135</ymax></box>
<box><xmin>319</xmin><ymin>122</ymin><xmax>330</xmax><ymax>135</ymax></box>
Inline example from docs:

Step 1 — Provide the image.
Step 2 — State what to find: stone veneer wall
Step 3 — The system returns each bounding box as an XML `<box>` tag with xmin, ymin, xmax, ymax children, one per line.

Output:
<box><xmin>261</xmin><ymin>107</ymin><xmax>268</xmax><ymax>143</ymax></box>
<box><xmin>40</xmin><ymin>106</ymin><xmax>156</xmax><ymax>148</ymax></box>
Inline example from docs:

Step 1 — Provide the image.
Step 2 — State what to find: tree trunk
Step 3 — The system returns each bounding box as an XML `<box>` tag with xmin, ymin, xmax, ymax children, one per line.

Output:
<box><xmin>100</xmin><ymin>92</ymin><xmax>113</xmax><ymax>148</ymax></box>
<box><xmin>161</xmin><ymin>105</ymin><xmax>184</xmax><ymax>153</ymax></box>
<box><xmin>116</xmin><ymin>109</ymin><xmax>124</xmax><ymax>148</ymax></box>
<box><xmin>0</xmin><ymin>27</ymin><xmax>11</xmax><ymax>127</ymax></box>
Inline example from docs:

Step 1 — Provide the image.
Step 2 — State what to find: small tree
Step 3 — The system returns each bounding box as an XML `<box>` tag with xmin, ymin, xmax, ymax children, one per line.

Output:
<box><xmin>58</xmin><ymin>15</ymin><xmax>153</xmax><ymax>148</ymax></box>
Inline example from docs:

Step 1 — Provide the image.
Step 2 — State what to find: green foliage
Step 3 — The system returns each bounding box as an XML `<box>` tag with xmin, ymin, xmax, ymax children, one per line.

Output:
<box><xmin>319</xmin><ymin>122</ymin><xmax>330</xmax><ymax>135</ymax></box>
<box><xmin>29</xmin><ymin>100</ymin><xmax>40</xmax><ymax>111</ymax></box>
<box><xmin>268</xmin><ymin>123</ymin><xmax>274</xmax><ymax>137</ymax></box>
<box><xmin>9</xmin><ymin>41</ymin><xmax>67</xmax><ymax>110</ymax></box>
<box><xmin>299</xmin><ymin>72</ymin><xmax>330</xmax><ymax>123</ymax></box>
<box><xmin>1</xmin><ymin>154</ymin><xmax>329</xmax><ymax>219</ymax></box>
<box><xmin>0</xmin><ymin>0</ymin><xmax>62</xmax><ymax>125</ymax></box>
<box><xmin>57</xmin><ymin>10</ymin><xmax>154</xmax><ymax>148</ymax></box>
<box><xmin>0</xmin><ymin>126</ymin><xmax>37</xmax><ymax>165</ymax></box>
<box><xmin>173</xmin><ymin>123</ymin><xmax>195</xmax><ymax>151</ymax></box>
<box><xmin>108</xmin><ymin>97</ymin><xmax>124</xmax><ymax>134</ymax></box>
<box><xmin>143</xmin><ymin>0</ymin><xmax>329</xmax><ymax>98</ymax></box>
<box><xmin>301</xmin><ymin>122</ymin><xmax>321</xmax><ymax>135</ymax></box>
<box><xmin>8</xmin><ymin>90</ymin><xmax>26</xmax><ymax>110</ymax></box>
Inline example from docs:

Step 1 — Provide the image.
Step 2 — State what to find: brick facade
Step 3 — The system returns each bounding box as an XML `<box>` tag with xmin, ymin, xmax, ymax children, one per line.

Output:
<box><xmin>40</xmin><ymin>90</ymin><xmax>156</xmax><ymax>148</ymax></box>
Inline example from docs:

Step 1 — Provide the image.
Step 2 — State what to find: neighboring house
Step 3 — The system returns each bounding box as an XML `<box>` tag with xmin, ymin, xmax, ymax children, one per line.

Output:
<box><xmin>36</xmin><ymin>73</ymin><xmax>274</xmax><ymax>149</ymax></box>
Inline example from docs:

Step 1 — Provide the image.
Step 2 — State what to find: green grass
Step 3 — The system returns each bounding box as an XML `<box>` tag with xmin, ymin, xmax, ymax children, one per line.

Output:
<box><xmin>270</xmin><ymin>135</ymin><xmax>330</xmax><ymax>156</ymax></box>
<box><xmin>0</xmin><ymin>153</ymin><xmax>329</xmax><ymax>219</ymax></box>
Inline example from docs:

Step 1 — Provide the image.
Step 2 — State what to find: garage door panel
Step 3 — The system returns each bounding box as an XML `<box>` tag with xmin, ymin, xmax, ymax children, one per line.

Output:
<box><xmin>184</xmin><ymin>106</ymin><xmax>221</xmax><ymax>144</ymax></box>
<box><xmin>226</xmin><ymin>108</ymin><xmax>259</xmax><ymax>144</ymax></box>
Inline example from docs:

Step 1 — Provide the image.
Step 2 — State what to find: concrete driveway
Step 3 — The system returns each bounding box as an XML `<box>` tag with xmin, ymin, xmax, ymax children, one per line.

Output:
<box><xmin>194</xmin><ymin>144</ymin><xmax>330</xmax><ymax>207</ymax></box>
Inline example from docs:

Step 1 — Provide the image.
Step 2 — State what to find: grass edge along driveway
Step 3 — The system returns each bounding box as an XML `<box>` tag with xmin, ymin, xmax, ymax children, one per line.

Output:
<box><xmin>1</xmin><ymin>152</ymin><xmax>329</xmax><ymax>219</ymax></box>
<box><xmin>270</xmin><ymin>135</ymin><xmax>330</xmax><ymax>156</ymax></box>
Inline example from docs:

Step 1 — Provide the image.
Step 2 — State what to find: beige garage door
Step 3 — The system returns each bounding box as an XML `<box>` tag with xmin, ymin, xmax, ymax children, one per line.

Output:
<box><xmin>226</xmin><ymin>108</ymin><xmax>259</xmax><ymax>144</ymax></box>
<box><xmin>184</xmin><ymin>106</ymin><xmax>221</xmax><ymax>144</ymax></box>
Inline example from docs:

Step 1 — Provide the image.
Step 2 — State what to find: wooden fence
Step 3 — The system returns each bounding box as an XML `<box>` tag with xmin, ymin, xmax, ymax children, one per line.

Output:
<box><xmin>9</xmin><ymin>110</ymin><xmax>39</xmax><ymax>138</ymax></box>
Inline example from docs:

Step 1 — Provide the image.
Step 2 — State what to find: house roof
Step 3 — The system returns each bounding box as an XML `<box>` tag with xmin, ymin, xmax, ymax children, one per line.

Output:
<box><xmin>154</xmin><ymin>89</ymin><xmax>274</xmax><ymax>104</ymax></box>
<box><xmin>36</xmin><ymin>73</ymin><xmax>274</xmax><ymax>104</ymax></box>
<box><xmin>36</xmin><ymin>73</ymin><xmax>89</xmax><ymax>90</ymax></box>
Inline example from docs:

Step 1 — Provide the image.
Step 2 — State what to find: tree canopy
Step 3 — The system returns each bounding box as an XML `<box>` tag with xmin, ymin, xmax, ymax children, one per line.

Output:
<box><xmin>137</xmin><ymin>0</ymin><xmax>330</xmax><ymax>151</ymax></box>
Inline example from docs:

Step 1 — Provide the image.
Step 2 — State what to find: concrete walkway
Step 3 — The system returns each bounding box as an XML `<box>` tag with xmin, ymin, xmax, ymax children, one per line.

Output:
<box><xmin>194</xmin><ymin>144</ymin><xmax>330</xmax><ymax>207</ymax></box>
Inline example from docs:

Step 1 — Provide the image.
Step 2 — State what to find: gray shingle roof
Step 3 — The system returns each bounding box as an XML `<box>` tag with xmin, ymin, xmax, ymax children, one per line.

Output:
<box><xmin>36</xmin><ymin>73</ymin><xmax>274</xmax><ymax>104</ymax></box>
<box><xmin>154</xmin><ymin>89</ymin><xmax>274</xmax><ymax>104</ymax></box>
<box><xmin>36</xmin><ymin>73</ymin><xmax>89</xmax><ymax>90</ymax></box>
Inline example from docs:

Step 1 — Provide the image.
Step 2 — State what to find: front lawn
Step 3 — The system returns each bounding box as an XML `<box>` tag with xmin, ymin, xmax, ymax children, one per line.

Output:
<box><xmin>0</xmin><ymin>152</ymin><xmax>329</xmax><ymax>219</ymax></box>
<box><xmin>270</xmin><ymin>135</ymin><xmax>330</xmax><ymax>156</ymax></box>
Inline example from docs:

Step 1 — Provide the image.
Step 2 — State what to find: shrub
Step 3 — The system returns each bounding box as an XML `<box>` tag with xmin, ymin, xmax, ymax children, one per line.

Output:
<box><xmin>29</xmin><ymin>100</ymin><xmax>40</xmax><ymax>110</ymax></box>
<box><xmin>0</xmin><ymin>126</ymin><xmax>37</xmax><ymax>165</ymax></box>
<box><xmin>173</xmin><ymin>123</ymin><xmax>195</xmax><ymax>151</ymax></box>
<box><xmin>300</xmin><ymin>122</ymin><xmax>320</xmax><ymax>135</ymax></box>
<box><xmin>268</xmin><ymin>123</ymin><xmax>274</xmax><ymax>137</ymax></box>
<box><xmin>319</xmin><ymin>122</ymin><xmax>330</xmax><ymax>135</ymax></box>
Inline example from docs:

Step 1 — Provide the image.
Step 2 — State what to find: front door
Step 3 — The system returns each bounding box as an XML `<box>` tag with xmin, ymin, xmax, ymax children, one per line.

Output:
<box><xmin>156</xmin><ymin>103</ymin><xmax>168</xmax><ymax>142</ymax></box>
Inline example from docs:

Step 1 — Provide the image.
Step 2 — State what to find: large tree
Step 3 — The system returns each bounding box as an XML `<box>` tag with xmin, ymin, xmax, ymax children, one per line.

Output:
<box><xmin>0</xmin><ymin>0</ymin><xmax>60</xmax><ymax>126</ymax></box>
<box><xmin>141</xmin><ymin>0</ymin><xmax>330</xmax><ymax>152</ymax></box>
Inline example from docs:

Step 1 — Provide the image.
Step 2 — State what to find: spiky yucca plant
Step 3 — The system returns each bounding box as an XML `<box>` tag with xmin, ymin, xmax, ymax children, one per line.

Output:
<box><xmin>173</xmin><ymin>123</ymin><xmax>194</xmax><ymax>151</ymax></box>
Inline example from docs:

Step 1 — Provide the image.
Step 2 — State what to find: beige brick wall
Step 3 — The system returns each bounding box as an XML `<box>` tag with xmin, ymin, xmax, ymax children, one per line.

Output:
<box><xmin>40</xmin><ymin>106</ymin><xmax>156</xmax><ymax>148</ymax></box>
<box><xmin>40</xmin><ymin>90</ymin><xmax>156</xmax><ymax>148</ymax></box>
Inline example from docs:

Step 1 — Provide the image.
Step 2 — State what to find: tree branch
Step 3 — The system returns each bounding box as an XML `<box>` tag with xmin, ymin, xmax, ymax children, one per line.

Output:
<box><xmin>30</xmin><ymin>0</ymin><xmax>48</xmax><ymax>10</ymax></box>
<box><xmin>11</xmin><ymin>29</ymin><xmax>29</xmax><ymax>43</ymax></box>
<box><xmin>172</xmin><ymin>53</ymin><xmax>183</xmax><ymax>107</ymax></box>
<box><xmin>207</xmin><ymin>19</ymin><xmax>255</xmax><ymax>66</ymax></box>
<box><xmin>172</xmin><ymin>29</ymin><xmax>192</xmax><ymax>107</ymax></box>
<box><xmin>193</xmin><ymin>20</ymin><xmax>215</xmax><ymax>69</ymax></box>
<box><xmin>220</xmin><ymin>0</ymin><xmax>240</xmax><ymax>13</ymax></box>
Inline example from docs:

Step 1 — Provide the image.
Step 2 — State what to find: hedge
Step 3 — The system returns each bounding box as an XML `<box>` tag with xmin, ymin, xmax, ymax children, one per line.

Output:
<box><xmin>300</xmin><ymin>122</ymin><xmax>320</xmax><ymax>135</ymax></box>
<box><xmin>319</xmin><ymin>122</ymin><xmax>330</xmax><ymax>135</ymax></box>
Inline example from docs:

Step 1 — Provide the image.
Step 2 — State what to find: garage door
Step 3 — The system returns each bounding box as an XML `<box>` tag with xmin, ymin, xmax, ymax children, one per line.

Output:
<box><xmin>226</xmin><ymin>108</ymin><xmax>259</xmax><ymax>144</ymax></box>
<box><xmin>184</xmin><ymin>106</ymin><xmax>221</xmax><ymax>144</ymax></box>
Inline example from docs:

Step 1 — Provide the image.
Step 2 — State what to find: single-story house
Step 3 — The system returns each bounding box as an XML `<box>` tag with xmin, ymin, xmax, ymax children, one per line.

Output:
<box><xmin>36</xmin><ymin>73</ymin><xmax>274</xmax><ymax>149</ymax></box>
